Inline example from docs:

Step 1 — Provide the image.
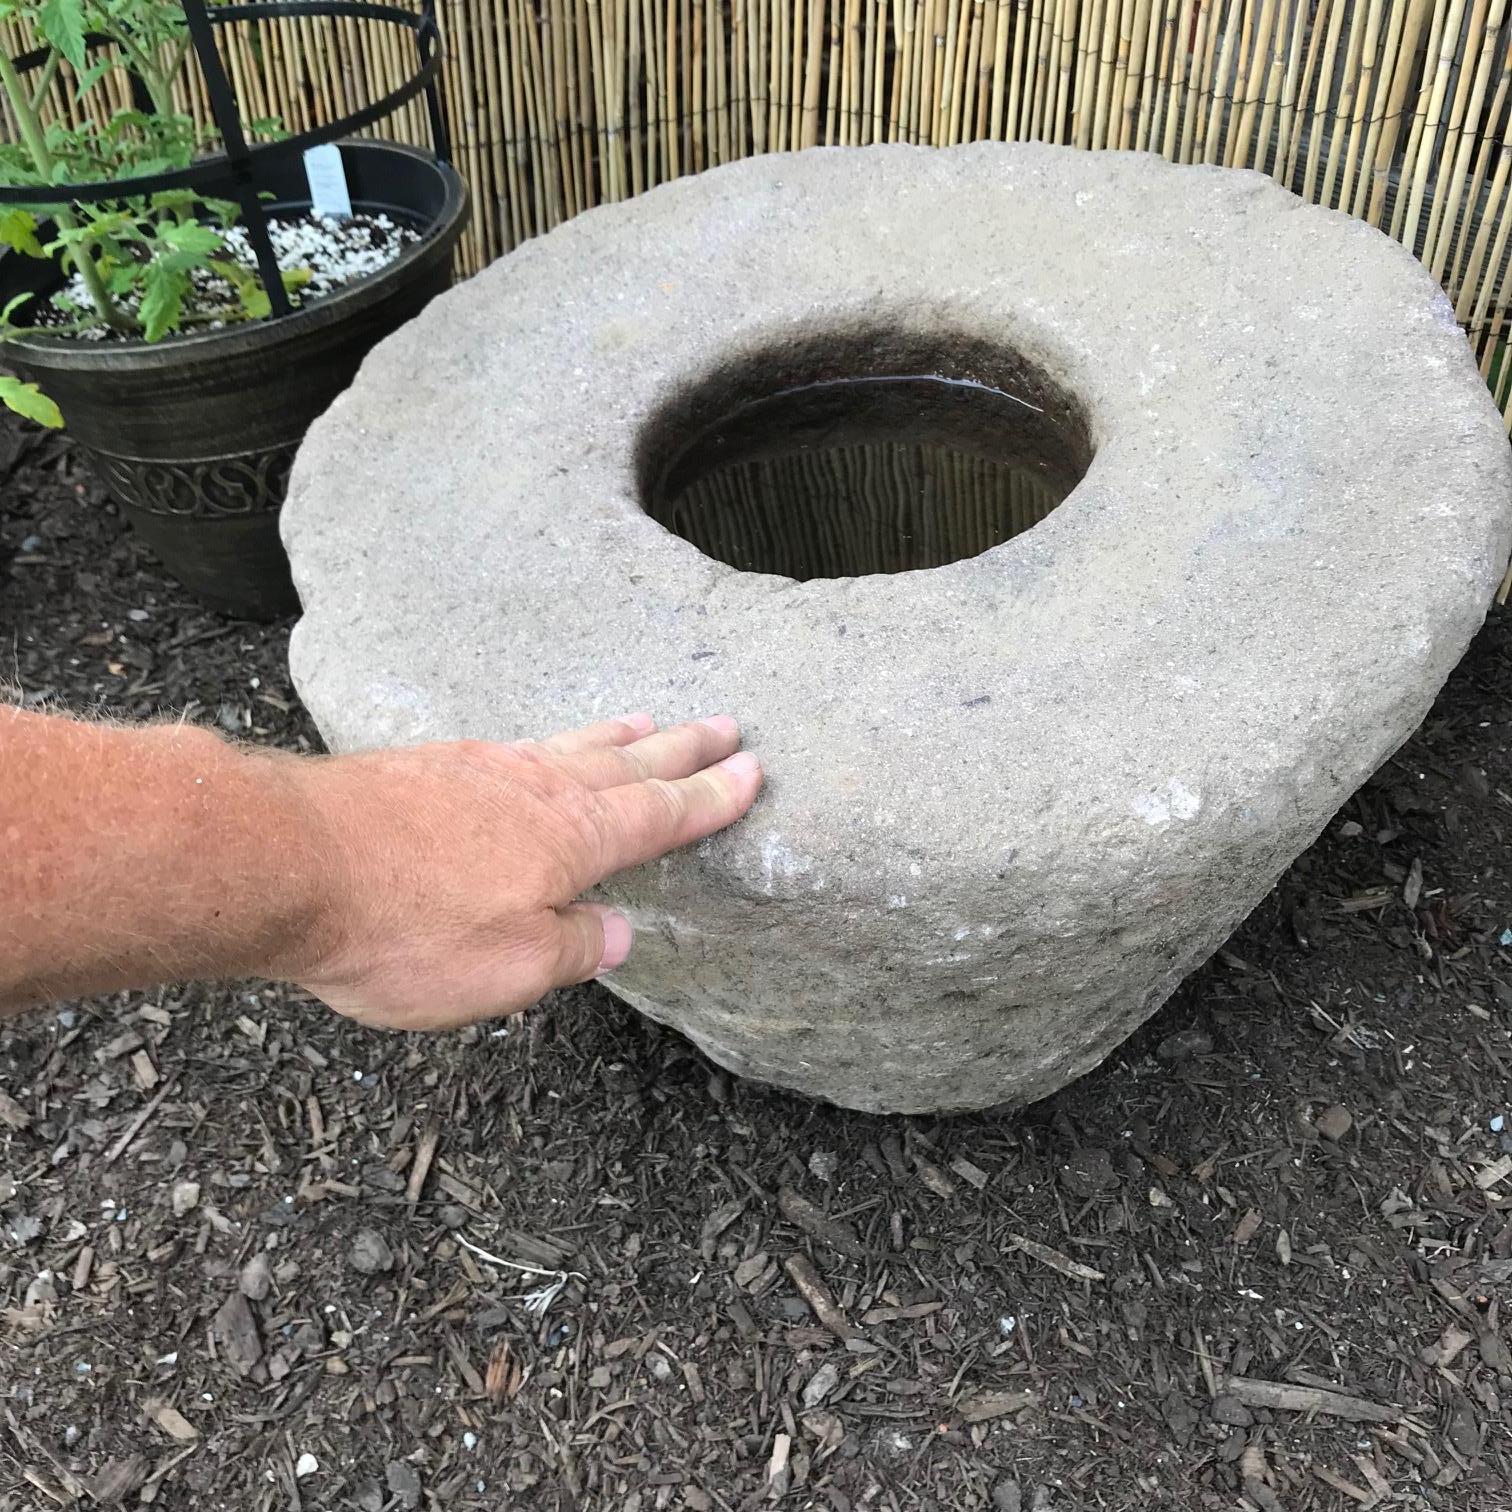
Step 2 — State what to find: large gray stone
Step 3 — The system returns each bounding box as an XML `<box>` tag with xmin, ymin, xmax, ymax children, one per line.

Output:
<box><xmin>282</xmin><ymin>144</ymin><xmax>1512</xmax><ymax>1114</ymax></box>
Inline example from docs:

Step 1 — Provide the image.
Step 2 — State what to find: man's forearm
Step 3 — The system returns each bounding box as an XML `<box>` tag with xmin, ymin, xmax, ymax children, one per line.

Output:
<box><xmin>1</xmin><ymin>706</ymin><xmax>331</xmax><ymax>1014</ymax></box>
<box><xmin>2</xmin><ymin>704</ymin><xmax>761</xmax><ymax>1029</ymax></box>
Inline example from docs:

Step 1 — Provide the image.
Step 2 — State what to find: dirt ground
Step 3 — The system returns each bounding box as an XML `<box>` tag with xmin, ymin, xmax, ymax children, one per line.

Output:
<box><xmin>2</xmin><ymin>417</ymin><xmax>1510</xmax><ymax>1512</ymax></box>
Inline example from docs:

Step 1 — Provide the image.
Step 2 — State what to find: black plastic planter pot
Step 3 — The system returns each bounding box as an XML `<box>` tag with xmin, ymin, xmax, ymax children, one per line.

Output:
<box><xmin>0</xmin><ymin>140</ymin><xmax>468</xmax><ymax>618</ymax></box>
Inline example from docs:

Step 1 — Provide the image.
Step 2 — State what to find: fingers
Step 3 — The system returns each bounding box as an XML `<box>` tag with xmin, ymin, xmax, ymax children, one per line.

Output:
<box><xmin>550</xmin><ymin>902</ymin><xmax>634</xmax><ymax>986</ymax></box>
<box><xmin>588</xmin><ymin>750</ymin><xmax>764</xmax><ymax>878</ymax></box>
<box><xmin>558</xmin><ymin>715</ymin><xmax>743</xmax><ymax>791</ymax></box>
<box><xmin>538</xmin><ymin>712</ymin><xmax>656</xmax><ymax>757</ymax></box>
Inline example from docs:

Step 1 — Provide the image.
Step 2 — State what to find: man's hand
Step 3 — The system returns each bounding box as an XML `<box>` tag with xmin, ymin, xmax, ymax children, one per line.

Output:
<box><xmin>284</xmin><ymin>714</ymin><xmax>761</xmax><ymax>1029</ymax></box>
<box><xmin>0</xmin><ymin>706</ymin><xmax>761</xmax><ymax>1025</ymax></box>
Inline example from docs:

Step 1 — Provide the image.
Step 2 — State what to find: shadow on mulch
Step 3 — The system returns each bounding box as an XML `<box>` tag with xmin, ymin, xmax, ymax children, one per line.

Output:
<box><xmin>2</xmin><ymin>419</ymin><xmax>1509</xmax><ymax>1511</ymax></box>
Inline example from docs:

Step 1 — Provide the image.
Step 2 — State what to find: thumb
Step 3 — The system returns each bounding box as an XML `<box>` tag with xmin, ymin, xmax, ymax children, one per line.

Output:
<box><xmin>552</xmin><ymin>903</ymin><xmax>634</xmax><ymax>986</ymax></box>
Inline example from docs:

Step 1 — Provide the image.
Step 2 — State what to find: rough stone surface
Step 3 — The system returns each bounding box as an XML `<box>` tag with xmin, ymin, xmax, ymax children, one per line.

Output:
<box><xmin>282</xmin><ymin>144</ymin><xmax>1512</xmax><ymax>1114</ymax></box>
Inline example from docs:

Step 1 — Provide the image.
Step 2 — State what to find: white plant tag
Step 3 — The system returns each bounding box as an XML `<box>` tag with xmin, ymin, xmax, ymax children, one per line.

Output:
<box><xmin>303</xmin><ymin>144</ymin><xmax>353</xmax><ymax>221</ymax></box>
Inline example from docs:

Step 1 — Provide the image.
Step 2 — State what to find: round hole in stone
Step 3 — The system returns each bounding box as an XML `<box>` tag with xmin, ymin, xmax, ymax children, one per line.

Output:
<box><xmin>640</xmin><ymin>334</ymin><xmax>1093</xmax><ymax>581</ymax></box>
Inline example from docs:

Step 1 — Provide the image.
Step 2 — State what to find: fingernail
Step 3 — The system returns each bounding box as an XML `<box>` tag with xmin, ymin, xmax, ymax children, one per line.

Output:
<box><xmin>597</xmin><ymin>911</ymin><xmax>633</xmax><ymax>974</ymax></box>
<box><xmin>699</xmin><ymin>714</ymin><xmax>740</xmax><ymax>737</ymax></box>
<box><xmin>621</xmin><ymin>713</ymin><xmax>656</xmax><ymax>735</ymax></box>
<box><xmin>717</xmin><ymin>750</ymin><xmax>762</xmax><ymax>778</ymax></box>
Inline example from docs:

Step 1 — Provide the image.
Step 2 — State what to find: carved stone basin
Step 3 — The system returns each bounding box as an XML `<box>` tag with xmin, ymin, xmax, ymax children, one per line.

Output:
<box><xmin>283</xmin><ymin>144</ymin><xmax>1512</xmax><ymax>1113</ymax></box>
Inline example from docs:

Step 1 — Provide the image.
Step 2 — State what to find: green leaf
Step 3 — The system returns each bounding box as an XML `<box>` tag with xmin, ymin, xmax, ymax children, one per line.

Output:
<box><xmin>73</xmin><ymin>54</ymin><xmax>117</xmax><ymax>98</ymax></box>
<box><xmin>0</xmin><ymin>208</ymin><xmax>44</xmax><ymax>258</ymax></box>
<box><xmin>138</xmin><ymin>260</ymin><xmax>186</xmax><ymax>341</ymax></box>
<box><xmin>148</xmin><ymin>188</ymin><xmax>198</xmax><ymax>216</ymax></box>
<box><xmin>236</xmin><ymin>286</ymin><xmax>270</xmax><ymax>320</ymax></box>
<box><xmin>37</xmin><ymin>0</ymin><xmax>88</xmax><ymax>72</ymax></box>
<box><xmin>208</xmin><ymin>256</ymin><xmax>268</xmax><ymax>320</ymax></box>
<box><xmin>0</xmin><ymin>375</ymin><xmax>64</xmax><ymax>428</ymax></box>
<box><xmin>159</xmin><ymin>219</ymin><xmax>222</xmax><ymax>258</ymax></box>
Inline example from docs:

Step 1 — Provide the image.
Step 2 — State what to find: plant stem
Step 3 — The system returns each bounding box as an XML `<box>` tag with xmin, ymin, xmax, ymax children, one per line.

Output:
<box><xmin>0</xmin><ymin>48</ymin><xmax>131</xmax><ymax>334</ymax></box>
<box><xmin>109</xmin><ymin>29</ymin><xmax>178</xmax><ymax>120</ymax></box>
<box><xmin>28</xmin><ymin>51</ymin><xmax>61</xmax><ymax>116</ymax></box>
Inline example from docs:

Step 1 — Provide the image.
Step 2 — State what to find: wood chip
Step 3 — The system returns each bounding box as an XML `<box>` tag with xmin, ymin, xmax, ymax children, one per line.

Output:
<box><xmin>97</xmin><ymin>1030</ymin><xmax>144</xmax><ymax>1062</ymax></box>
<box><xmin>877</xmin><ymin>1134</ymin><xmax>909</xmax><ymax>1183</ymax></box>
<box><xmin>1232</xmin><ymin>1208</ymin><xmax>1263</xmax><ymax>1245</ymax></box>
<box><xmin>1009</xmin><ymin>1234</ymin><xmax>1105</xmax><ymax>1282</ymax></box>
<box><xmin>914</xmin><ymin>1160</ymin><xmax>958</xmax><ymax>1198</ymax></box>
<box><xmin>733</xmin><ymin>1252</ymin><xmax>770</xmax><ymax>1288</ymax></box>
<box><xmin>20</xmin><ymin>1469</ymin><xmax>68</xmax><ymax>1506</ymax></box>
<box><xmin>238</xmin><ymin>1252</ymin><xmax>272</xmax><ymax>1301</ymax></box>
<box><xmin>143</xmin><ymin>1398</ymin><xmax>198</xmax><ymax>1442</ymax></box>
<box><xmin>484</xmin><ymin>1338</ymin><xmax>523</xmax><ymax>1402</ymax></box>
<box><xmin>104</xmin><ymin>1075</ymin><xmax>178</xmax><ymax>1165</ymax></box>
<box><xmin>777</xmin><ymin>1186</ymin><xmax>867</xmax><ymax>1259</ymax></box>
<box><xmin>767</xmin><ymin>1433</ymin><xmax>791</xmax><ymax>1500</ymax></box>
<box><xmin>1222</xmin><ymin>1377</ymin><xmax>1400</xmax><ymax>1423</ymax></box>
<box><xmin>0</xmin><ymin>1089</ymin><xmax>31</xmax><ymax>1129</ymax></box>
<box><xmin>861</xmin><ymin>1300</ymin><xmax>944</xmax><ymax>1324</ymax></box>
<box><xmin>1351</xmin><ymin>1454</ymin><xmax>1394</xmax><ymax>1501</ymax></box>
<box><xmin>434</xmin><ymin>1171</ymin><xmax>481</xmax><ymax>1208</ymax></box>
<box><xmin>497</xmin><ymin>1228</ymin><xmax>573</xmax><ymax>1268</ymax></box>
<box><xmin>950</xmin><ymin>1157</ymin><xmax>989</xmax><ymax>1190</ymax></box>
<box><xmin>87</xmin><ymin>1456</ymin><xmax>149</xmax><ymax>1505</ymax></box>
<box><xmin>783</xmin><ymin>1252</ymin><xmax>863</xmax><ymax>1341</ymax></box>
<box><xmin>802</xmin><ymin>1360</ymin><xmax>841</xmax><ymax>1408</ymax></box>
<box><xmin>699</xmin><ymin>1197</ymin><xmax>746</xmax><ymax>1247</ymax></box>
<box><xmin>1313</xmin><ymin>1463</ymin><xmax>1377</xmax><ymax>1505</ymax></box>
<box><xmin>405</xmin><ymin>1117</ymin><xmax>440</xmax><ymax>1206</ymax></box>
<box><xmin>211</xmin><ymin>1291</ymin><xmax>262</xmax><ymax>1374</ymax></box>
<box><xmin>958</xmin><ymin>1388</ymin><xmax>1037</xmax><ymax>1423</ymax></box>
<box><xmin>1474</xmin><ymin>1154</ymin><xmax>1512</xmax><ymax>1190</ymax></box>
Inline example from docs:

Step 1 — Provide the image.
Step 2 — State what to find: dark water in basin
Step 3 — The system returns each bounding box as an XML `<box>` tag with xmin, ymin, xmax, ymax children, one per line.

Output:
<box><xmin>646</xmin><ymin>375</ymin><xmax>1084</xmax><ymax>580</ymax></box>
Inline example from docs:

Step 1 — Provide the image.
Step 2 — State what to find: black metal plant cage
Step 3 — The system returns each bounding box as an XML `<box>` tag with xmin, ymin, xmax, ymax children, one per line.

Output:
<box><xmin>0</xmin><ymin>0</ymin><xmax>454</xmax><ymax>317</ymax></box>
<box><xmin>0</xmin><ymin>0</ymin><xmax>470</xmax><ymax>620</ymax></box>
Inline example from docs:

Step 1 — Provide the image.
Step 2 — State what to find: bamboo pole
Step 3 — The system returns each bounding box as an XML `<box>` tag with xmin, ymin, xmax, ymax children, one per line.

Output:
<box><xmin>1324</xmin><ymin>0</ymin><xmax>1384</xmax><ymax>213</ymax></box>
<box><xmin>1447</xmin><ymin>42</ymin><xmax>1510</xmax><ymax>291</ymax></box>
<box><xmin>1425</xmin><ymin>0</ymin><xmax>1502</xmax><ymax>277</ymax></box>
<box><xmin>1391</xmin><ymin>0</ymin><xmax>1454</xmax><ymax>242</ymax></box>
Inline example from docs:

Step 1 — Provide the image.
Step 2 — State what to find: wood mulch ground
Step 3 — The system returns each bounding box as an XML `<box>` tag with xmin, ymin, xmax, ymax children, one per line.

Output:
<box><xmin>2</xmin><ymin>417</ymin><xmax>1510</xmax><ymax>1511</ymax></box>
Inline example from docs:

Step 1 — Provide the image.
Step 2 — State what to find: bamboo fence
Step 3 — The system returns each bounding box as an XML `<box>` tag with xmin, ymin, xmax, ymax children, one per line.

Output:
<box><xmin>5</xmin><ymin>1</ymin><xmax>1512</xmax><ymax>573</ymax></box>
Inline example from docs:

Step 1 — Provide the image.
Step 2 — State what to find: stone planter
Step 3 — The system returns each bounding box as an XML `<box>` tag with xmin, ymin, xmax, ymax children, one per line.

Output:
<box><xmin>283</xmin><ymin>144</ymin><xmax>1512</xmax><ymax>1114</ymax></box>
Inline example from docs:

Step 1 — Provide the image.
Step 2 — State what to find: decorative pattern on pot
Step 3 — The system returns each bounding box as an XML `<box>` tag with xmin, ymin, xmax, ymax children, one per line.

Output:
<box><xmin>93</xmin><ymin>449</ymin><xmax>297</xmax><ymax>519</ymax></box>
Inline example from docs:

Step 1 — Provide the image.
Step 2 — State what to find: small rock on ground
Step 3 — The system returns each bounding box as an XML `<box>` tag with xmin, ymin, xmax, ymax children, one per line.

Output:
<box><xmin>1157</xmin><ymin>1028</ymin><xmax>1214</xmax><ymax>1061</ymax></box>
<box><xmin>348</xmin><ymin>1228</ymin><xmax>395</xmax><ymax>1274</ymax></box>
